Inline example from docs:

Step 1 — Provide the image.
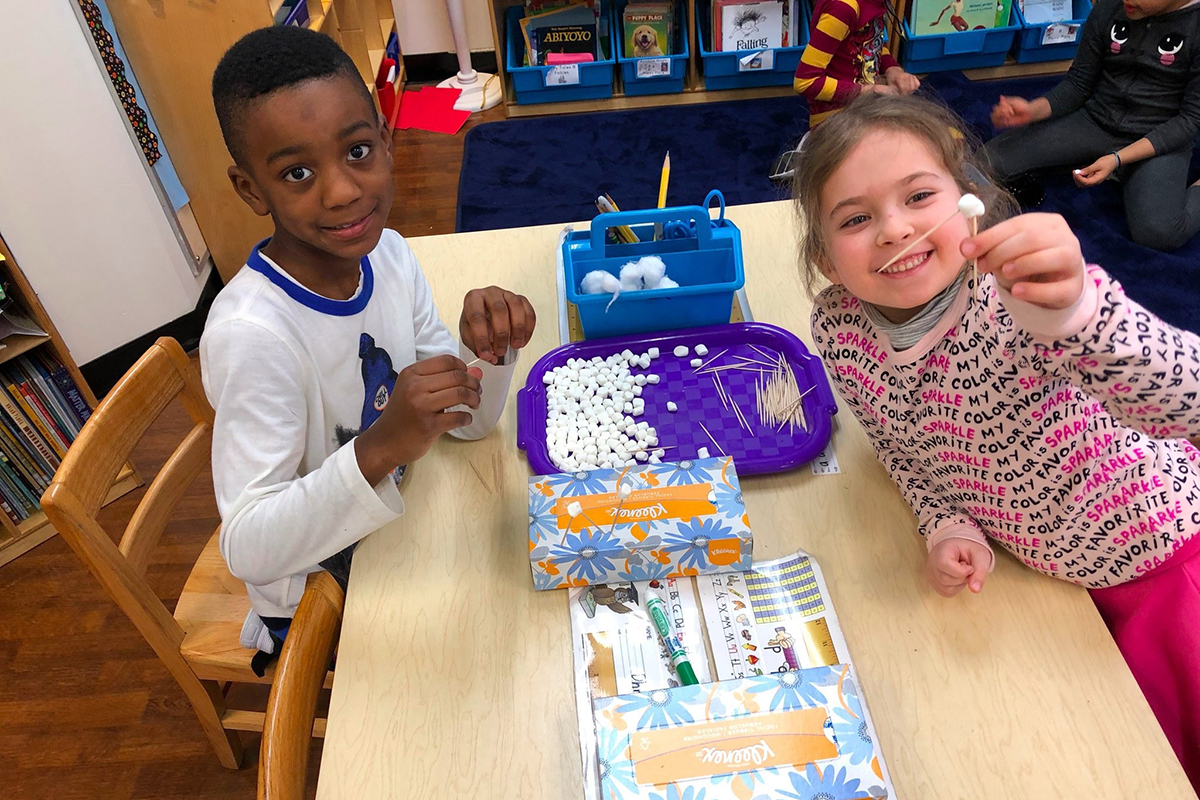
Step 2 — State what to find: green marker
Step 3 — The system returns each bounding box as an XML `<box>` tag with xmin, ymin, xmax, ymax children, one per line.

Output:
<box><xmin>646</xmin><ymin>584</ymin><xmax>698</xmax><ymax>686</ymax></box>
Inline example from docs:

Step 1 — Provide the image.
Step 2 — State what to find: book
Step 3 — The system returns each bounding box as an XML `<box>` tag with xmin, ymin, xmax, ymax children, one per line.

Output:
<box><xmin>534</xmin><ymin>23</ymin><xmax>601</xmax><ymax>64</ymax></box>
<box><xmin>0</xmin><ymin>432</ymin><xmax>47</xmax><ymax>493</ymax></box>
<box><xmin>624</xmin><ymin>3</ymin><xmax>673</xmax><ymax>57</ymax></box>
<box><xmin>15</xmin><ymin>358</ymin><xmax>76</xmax><ymax>440</ymax></box>
<box><xmin>19</xmin><ymin>382</ymin><xmax>70</xmax><ymax>452</ymax></box>
<box><xmin>1019</xmin><ymin>0</ymin><xmax>1071</xmax><ymax>23</ymax></box>
<box><xmin>0</xmin><ymin>404</ymin><xmax>51</xmax><ymax>477</ymax></box>
<box><xmin>0</xmin><ymin>385</ymin><xmax>60</xmax><ymax>469</ymax></box>
<box><xmin>9</xmin><ymin>380</ymin><xmax>67</xmax><ymax>457</ymax></box>
<box><xmin>0</xmin><ymin>450</ymin><xmax>39</xmax><ymax>512</ymax></box>
<box><xmin>39</xmin><ymin>353</ymin><xmax>91</xmax><ymax>428</ymax></box>
<box><xmin>715</xmin><ymin>0</ymin><xmax>784</xmax><ymax>52</ymax></box>
<box><xmin>520</xmin><ymin>0</ymin><xmax>599</xmax><ymax>66</ymax></box>
<box><xmin>911</xmin><ymin>0</ymin><xmax>1013</xmax><ymax>32</ymax></box>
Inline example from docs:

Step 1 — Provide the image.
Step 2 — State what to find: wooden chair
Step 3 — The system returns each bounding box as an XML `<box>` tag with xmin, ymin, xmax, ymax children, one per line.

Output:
<box><xmin>41</xmin><ymin>337</ymin><xmax>332</xmax><ymax>769</ymax></box>
<box><xmin>258</xmin><ymin>571</ymin><xmax>344</xmax><ymax>800</ymax></box>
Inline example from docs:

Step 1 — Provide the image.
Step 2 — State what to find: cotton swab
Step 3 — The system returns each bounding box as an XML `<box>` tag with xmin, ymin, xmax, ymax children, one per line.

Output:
<box><xmin>877</xmin><ymin>193</ymin><xmax>985</xmax><ymax>274</ymax></box>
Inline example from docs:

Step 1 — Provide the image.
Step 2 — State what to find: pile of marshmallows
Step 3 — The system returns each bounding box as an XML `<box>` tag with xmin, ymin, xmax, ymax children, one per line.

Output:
<box><xmin>581</xmin><ymin>255</ymin><xmax>678</xmax><ymax>310</ymax></box>
<box><xmin>541</xmin><ymin>347</ymin><xmax>668</xmax><ymax>472</ymax></box>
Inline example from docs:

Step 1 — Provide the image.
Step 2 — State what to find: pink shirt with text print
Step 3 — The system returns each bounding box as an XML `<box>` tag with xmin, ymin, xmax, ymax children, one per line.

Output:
<box><xmin>811</xmin><ymin>265</ymin><xmax>1200</xmax><ymax>588</ymax></box>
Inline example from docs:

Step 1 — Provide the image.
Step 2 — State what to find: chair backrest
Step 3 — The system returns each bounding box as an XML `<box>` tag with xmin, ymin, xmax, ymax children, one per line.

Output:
<box><xmin>41</xmin><ymin>337</ymin><xmax>214</xmax><ymax>665</ymax></box>
<box><xmin>258</xmin><ymin>570</ymin><xmax>344</xmax><ymax>800</ymax></box>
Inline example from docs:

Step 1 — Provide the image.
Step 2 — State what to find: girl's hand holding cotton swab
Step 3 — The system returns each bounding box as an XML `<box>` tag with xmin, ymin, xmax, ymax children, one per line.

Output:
<box><xmin>960</xmin><ymin>213</ymin><xmax>1084</xmax><ymax>310</ymax></box>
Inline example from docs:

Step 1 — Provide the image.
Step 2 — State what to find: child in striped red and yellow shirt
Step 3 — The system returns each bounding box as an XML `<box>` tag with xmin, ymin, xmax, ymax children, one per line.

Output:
<box><xmin>794</xmin><ymin>0</ymin><xmax>920</xmax><ymax>127</ymax></box>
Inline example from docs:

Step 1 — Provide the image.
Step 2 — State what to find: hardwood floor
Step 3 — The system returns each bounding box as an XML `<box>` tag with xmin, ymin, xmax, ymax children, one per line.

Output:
<box><xmin>0</xmin><ymin>95</ymin><xmax>503</xmax><ymax>800</ymax></box>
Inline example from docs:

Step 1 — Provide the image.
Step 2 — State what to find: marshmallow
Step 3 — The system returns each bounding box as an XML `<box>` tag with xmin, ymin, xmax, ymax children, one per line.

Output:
<box><xmin>698</xmin><ymin>447</ymin><xmax>710</xmax><ymax>459</ymax></box>
<box><xmin>958</xmin><ymin>193</ymin><xmax>986</xmax><ymax>220</ymax></box>
<box><xmin>667</xmin><ymin>401</ymin><xmax>678</xmax><ymax>412</ymax></box>
<box><xmin>690</xmin><ymin>358</ymin><xmax>702</xmax><ymax>367</ymax></box>
<box><xmin>695</xmin><ymin>344</ymin><xmax>709</xmax><ymax>357</ymax></box>
<box><xmin>648</xmin><ymin>347</ymin><xmax>660</xmax><ymax>358</ymax></box>
<box><xmin>673</xmin><ymin>345</ymin><xmax>689</xmax><ymax>358</ymax></box>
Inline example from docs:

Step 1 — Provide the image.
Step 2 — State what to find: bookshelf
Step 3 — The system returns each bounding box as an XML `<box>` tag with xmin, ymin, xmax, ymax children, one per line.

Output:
<box><xmin>0</xmin><ymin>233</ymin><xmax>142</xmax><ymax>566</ymax></box>
<box><xmin>104</xmin><ymin>0</ymin><xmax>404</xmax><ymax>285</ymax></box>
<box><xmin>485</xmin><ymin>0</ymin><xmax>1070</xmax><ymax>118</ymax></box>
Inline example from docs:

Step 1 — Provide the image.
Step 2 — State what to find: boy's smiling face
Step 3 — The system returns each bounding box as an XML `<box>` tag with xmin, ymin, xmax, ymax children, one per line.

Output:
<box><xmin>818</xmin><ymin>129</ymin><xmax>969</xmax><ymax>323</ymax></box>
<box><xmin>228</xmin><ymin>74</ymin><xmax>393</xmax><ymax>268</ymax></box>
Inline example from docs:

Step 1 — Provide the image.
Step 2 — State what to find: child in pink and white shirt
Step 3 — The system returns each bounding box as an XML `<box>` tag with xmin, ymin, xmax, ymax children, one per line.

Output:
<box><xmin>792</xmin><ymin>93</ymin><xmax>1200</xmax><ymax>790</ymax></box>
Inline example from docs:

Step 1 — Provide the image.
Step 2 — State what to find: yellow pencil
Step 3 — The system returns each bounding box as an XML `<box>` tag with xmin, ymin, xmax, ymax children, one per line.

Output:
<box><xmin>657</xmin><ymin>151</ymin><xmax>671</xmax><ymax>209</ymax></box>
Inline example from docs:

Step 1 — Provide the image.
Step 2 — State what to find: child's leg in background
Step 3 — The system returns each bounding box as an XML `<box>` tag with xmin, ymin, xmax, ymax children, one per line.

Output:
<box><xmin>1121</xmin><ymin>148</ymin><xmax>1200</xmax><ymax>251</ymax></box>
<box><xmin>980</xmin><ymin>110</ymin><xmax>1123</xmax><ymax>181</ymax></box>
<box><xmin>1089</xmin><ymin>535</ymin><xmax>1200</xmax><ymax>793</ymax></box>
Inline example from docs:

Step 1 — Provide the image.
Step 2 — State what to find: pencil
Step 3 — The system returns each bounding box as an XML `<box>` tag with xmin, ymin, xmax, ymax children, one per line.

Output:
<box><xmin>657</xmin><ymin>151</ymin><xmax>671</xmax><ymax>209</ymax></box>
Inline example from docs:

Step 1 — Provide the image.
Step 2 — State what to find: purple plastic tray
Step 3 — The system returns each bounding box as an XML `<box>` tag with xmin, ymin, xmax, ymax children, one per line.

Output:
<box><xmin>516</xmin><ymin>323</ymin><xmax>838</xmax><ymax>476</ymax></box>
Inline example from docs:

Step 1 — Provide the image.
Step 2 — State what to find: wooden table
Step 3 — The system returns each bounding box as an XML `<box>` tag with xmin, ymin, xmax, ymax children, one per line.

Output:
<box><xmin>316</xmin><ymin>202</ymin><xmax>1192</xmax><ymax>799</ymax></box>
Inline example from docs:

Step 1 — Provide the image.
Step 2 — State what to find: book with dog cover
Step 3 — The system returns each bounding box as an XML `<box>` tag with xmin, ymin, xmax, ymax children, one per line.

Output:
<box><xmin>624</xmin><ymin>3</ymin><xmax>673</xmax><ymax>58</ymax></box>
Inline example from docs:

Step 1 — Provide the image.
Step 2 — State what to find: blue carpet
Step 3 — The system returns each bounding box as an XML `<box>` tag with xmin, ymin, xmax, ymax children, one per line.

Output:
<box><xmin>457</xmin><ymin>72</ymin><xmax>1199</xmax><ymax>332</ymax></box>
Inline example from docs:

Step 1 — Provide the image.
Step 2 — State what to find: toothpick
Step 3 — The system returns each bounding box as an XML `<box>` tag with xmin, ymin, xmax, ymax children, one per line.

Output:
<box><xmin>465</xmin><ymin>357</ymin><xmax>485</xmax><ymax>369</ymax></box>
<box><xmin>692</xmin><ymin>348</ymin><xmax>729</xmax><ymax>372</ymax></box>
<box><xmin>712</xmin><ymin>374</ymin><xmax>729</xmax><ymax>410</ymax></box>
<box><xmin>698</xmin><ymin>422</ymin><xmax>725</xmax><ymax>455</ymax></box>
<box><xmin>876</xmin><ymin>207</ymin><xmax>963</xmax><ymax>273</ymax></box>
<box><xmin>749</xmin><ymin>345</ymin><xmax>777</xmax><ymax>360</ymax></box>
<box><xmin>970</xmin><ymin>216</ymin><xmax>979</xmax><ymax>289</ymax></box>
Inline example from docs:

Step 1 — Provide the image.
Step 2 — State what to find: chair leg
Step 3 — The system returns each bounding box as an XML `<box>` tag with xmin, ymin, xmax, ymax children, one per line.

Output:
<box><xmin>188</xmin><ymin>678</ymin><xmax>244</xmax><ymax>769</ymax></box>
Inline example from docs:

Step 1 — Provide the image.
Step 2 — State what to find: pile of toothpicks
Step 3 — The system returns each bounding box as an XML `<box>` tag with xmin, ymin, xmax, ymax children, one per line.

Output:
<box><xmin>691</xmin><ymin>345</ymin><xmax>811</xmax><ymax>437</ymax></box>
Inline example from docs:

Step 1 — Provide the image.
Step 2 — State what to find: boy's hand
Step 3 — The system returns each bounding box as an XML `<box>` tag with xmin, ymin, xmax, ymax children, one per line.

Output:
<box><xmin>926</xmin><ymin>539</ymin><xmax>992</xmax><ymax>597</ymax></box>
<box><xmin>884</xmin><ymin>67</ymin><xmax>920</xmax><ymax>95</ymax></box>
<box><xmin>961</xmin><ymin>213</ymin><xmax>1084</xmax><ymax>310</ymax></box>
<box><xmin>1073</xmin><ymin>154</ymin><xmax>1118</xmax><ymax>187</ymax></box>
<box><xmin>459</xmin><ymin>286</ymin><xmax>537</xmax><ymax>365</ymax></box>
<box><xmin>354</xmin><ymin>354</ymin><xmax>481</xmax><ymax>485</ymax></box>
<box><xmin>991</xmin><ymin>95</ymin><xmax>1049</xmax><ymax>128</ymax></box>
<box><xmin>861</xmin><ymin>83</ymin><xmax>899</xmax><ymax>96</ymax></box>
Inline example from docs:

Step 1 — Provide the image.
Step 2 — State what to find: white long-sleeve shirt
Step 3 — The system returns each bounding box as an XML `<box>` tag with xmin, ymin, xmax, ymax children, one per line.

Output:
<box><xmin>200</xmin><ymin>230</ymin><xmax>517</xmax><ymax>635</ymax></box>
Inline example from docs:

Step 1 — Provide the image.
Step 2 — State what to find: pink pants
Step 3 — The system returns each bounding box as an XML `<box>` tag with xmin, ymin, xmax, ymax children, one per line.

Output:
<box><xmin>1090</xmin><ymin>534</ymin><xmax>1200</xmax><ymax>794</ymax></box>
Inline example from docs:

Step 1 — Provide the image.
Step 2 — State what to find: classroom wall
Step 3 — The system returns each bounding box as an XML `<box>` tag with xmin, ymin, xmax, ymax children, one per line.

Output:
<box><xmin>392</xmin><ymin>0</ymin><xmax>495</xmax><ymax>56</ymax></box>
<box><xmin>0</xmin><ymin>2</ymin><xmax>209</xmax><ymax>366</ymax></box>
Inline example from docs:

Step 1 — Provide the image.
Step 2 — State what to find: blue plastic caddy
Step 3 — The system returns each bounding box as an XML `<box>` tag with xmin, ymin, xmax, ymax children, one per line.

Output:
<box><xmin>505</xmin><ymin>6</ymin><xmax>616</xmax><ymax>105</ymax></box>
<box><xmin>1013</xmin><ymin>0</ymin><xmax>1091</xmax><ymax>63</ymax></box>
<box><xmin>563</xmin><ymin>206</ymin><xmax>746</xmax><ymax>340</ymax></box>
<box><xmin>697</xmin><ymin>0</ymin><xmax>809</xmax><ymax>90</ymax></box>
<box><xmin>900</xmin><ymin>8</ymin><xmax>1020</xmax><ymax>73</ymax></box>
<box><xmin>614</xmin><ymin>0</ymin><xmax>690</xmax><ymax>96</ymax></box>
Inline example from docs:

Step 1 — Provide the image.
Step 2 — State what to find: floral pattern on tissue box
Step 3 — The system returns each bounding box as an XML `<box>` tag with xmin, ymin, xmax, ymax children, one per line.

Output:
<box><xmin>528</xmin><ymin>457</ymin><xmax>753</xmax><ymax>590</ymax></box>
<box><xmin>593</xmin><ymin>666</ymin><xmax>888</xmax><ymax>800</ymax></box>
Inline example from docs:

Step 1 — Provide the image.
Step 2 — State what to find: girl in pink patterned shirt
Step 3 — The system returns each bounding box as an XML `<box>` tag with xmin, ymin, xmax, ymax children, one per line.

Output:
<box><xmin>793</xmin><ymin>93</ymin><xmax>1200</xmax><ymax>789</ymax></box>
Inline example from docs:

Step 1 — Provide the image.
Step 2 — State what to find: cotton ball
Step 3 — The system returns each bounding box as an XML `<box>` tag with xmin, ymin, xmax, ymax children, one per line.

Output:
<box><xmin>958</xmin><ymin>193</ymin><xmax>986</xmax><ymax>220</ymax></box>
<box><xmin>698</xmin><ymin>447</ymin><xmax>710</xmax><ymax>459</ymax></box>
<box><xmin>658</xmin><ymin>277</ymin><xmax>679</xmax><ymax>290</ymax></box>
<box><xmin>673</xmin><ymin>345</ymin><xmax>689</xmax><ymax>358</ymax></box>
<box><xmin>690</xmin><ymin>358</ymin><xmax>702</xmax><ymax>368</ymax></box>
<box><xmin>619</xmin><ymin>261</ymin><xmax>645</xmax><ymax>292</ymax></box>
<box><xmin>667</xmin><ymin>401</ymin><xmax>678</xmax><ymax>412</ymax></box>
<box><xmin>581</xmin><ymin>270</ymin><xmax>614</xmax><ymax>294</ymax></box>
<box><xmin>695</xmin><ymin>344</ymin><xmax>709</xmax><ymax>357</ymax></box>
<box><xmin>639</xmin><ymin>255</ymin><xmax>667</xmax><ymax>289</ymax></box>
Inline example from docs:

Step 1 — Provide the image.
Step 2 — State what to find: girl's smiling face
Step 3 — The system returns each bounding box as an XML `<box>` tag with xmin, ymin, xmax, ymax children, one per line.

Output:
<box><xmin>818</xmin><ymin>129</ymin><xmax>969</xmax><ymax>322</ymax></box>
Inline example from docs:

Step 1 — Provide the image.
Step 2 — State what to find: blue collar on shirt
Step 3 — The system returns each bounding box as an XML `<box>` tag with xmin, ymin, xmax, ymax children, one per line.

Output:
<box><xmin>245</xmin><ymin>238</ymin><xmax>373</xmax><ymax>317</ymax></box>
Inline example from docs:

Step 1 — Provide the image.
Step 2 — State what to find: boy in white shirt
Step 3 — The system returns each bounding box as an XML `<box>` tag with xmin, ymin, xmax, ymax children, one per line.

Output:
<box><xmin>203</xmin><ymin>26</ymin><xmax>536</xmax><ymax>661</ymax></box>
